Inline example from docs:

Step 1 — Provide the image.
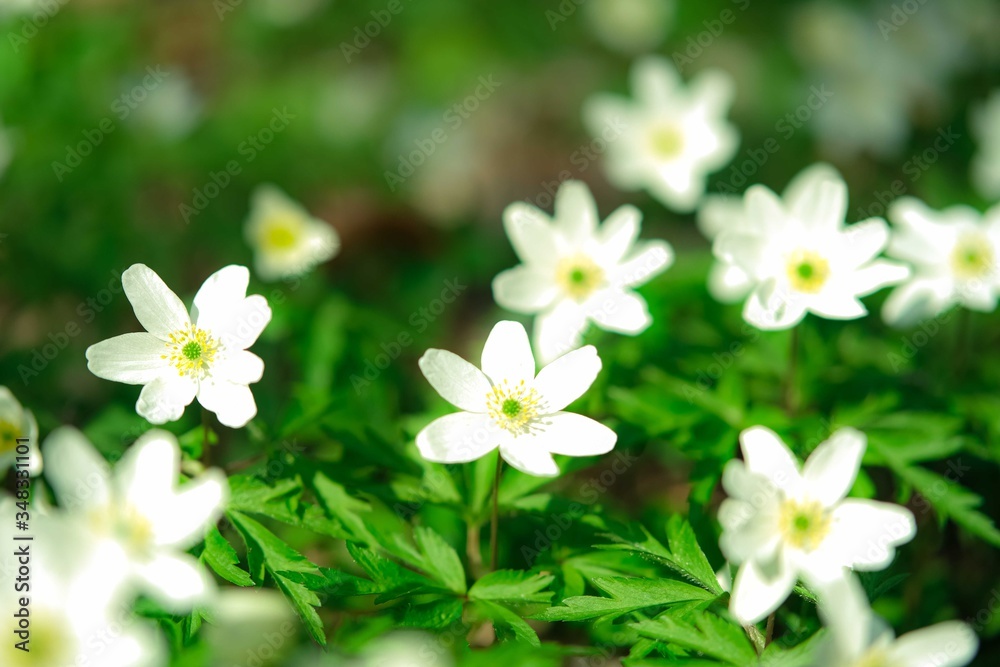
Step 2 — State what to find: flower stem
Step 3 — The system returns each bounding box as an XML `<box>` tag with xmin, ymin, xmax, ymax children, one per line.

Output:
<box><xmin>202</xmin><ymin>409</ymin><xmax>212</xmax><ymax>467</ymax></box>
<box><xmin>489</xmin><ymin>457</ymin><xmax>504</xmax><ymax>572</ymax></box>
<box><xmin>783</xmin><ymin>326</ymin><xmax>800</xmax><ymax>415</ymax></box>
<box><xmin>765</xmin><ymin>612</ymin><xmax>775</xmax><ymax>646</ymax></box>
<box><xmin>466</xmin><ymin>520</ymin><xmax>484</xmax><ymax>579</ymax></box>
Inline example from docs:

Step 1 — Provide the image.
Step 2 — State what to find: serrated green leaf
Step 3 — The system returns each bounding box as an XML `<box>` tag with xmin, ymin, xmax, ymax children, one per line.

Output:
<box><xmin>476</xmin><ymin>600</ymin><xmax>541</xmax><ymax>647</ymax></box>
<box><xmin>273</xmin><ymin>571</ymin><xmax>326</xmax><ymax>646</ymax></box>
<box><xmin>281</xmin><ymin>568</ymin><xmax>380</xmax><ymax>597</ymax></box>
<box><xmin>414</xmin><ymin>526</ymin><xmax>467</xmax><ymax>594</ymax></box>
<box><xmin>202</xmin><ymin>526</ymin><xmax>254</xmax><ymax>587</ymax></box>
<box><xmin>346</xmin><ymin>542</ymin><xmax>436</xmax><ymax>602</ymax></box>
<box><xmin>397</xmin><ymin>597</ymin><xmax>465</xmax><ymax>630</ymax></box>
<box><xmin>469</xmin><ymin>570</ymin><xmax>555</xmax><ymax>605</ymax></box>
<box><xmin>534</xmin><ymin>577</ymin><xmax>715</xmax><ymax>622</ymax></box>
<box><xmin>312</xmin><ymin>473</ymin><xmax>379</xmax><ymax>546</ymax></box>
<box><xmin>632</xmin><ymin>612</ymin><xmax>757</xmax><ymax>665</ymax></box>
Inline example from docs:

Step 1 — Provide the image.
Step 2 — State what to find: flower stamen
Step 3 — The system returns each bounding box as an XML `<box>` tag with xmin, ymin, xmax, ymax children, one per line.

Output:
<box><xmin>779</xmin><ymin>499</ymin><xmax>831</xmax><ymax>552</ymax></box>
<box><xmin>951</xmin><ymin>233</ymin><xmax>994</xmax><ymax>280</ymax></box>
<box><xmin>0</xmin><ymin>419</ymin><xmax>21</xmax><ymax>454</ymax></box>
<box><xmin>556</xmin><ymin>255</ymin><xmax>605</xmax><ymax>301</ymax></box>
<box><xmin>785</xmin><ymin>249</ymin><xmax>830</xmax><ymax>294</ymax></box>
<box><xmin>487</xmin><ymin>380</ymin><xmax>543</xmax><ymax>437</ymax></box>
<box><xmin>162</xmin><ymin>325</ymin><xmax>220</xmax><ymax>379</ymax></box>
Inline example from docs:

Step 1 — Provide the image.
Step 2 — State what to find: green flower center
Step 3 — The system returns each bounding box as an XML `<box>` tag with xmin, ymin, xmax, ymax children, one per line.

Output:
<box><xmin>951</xmin><ymin>233</ymin><xmax>994</xmax><ymax>279</ymax></box>
<box><xmin>182</xmin><ymin>341</ymin><xmax>202</xmax><ymax>360</ymax></box>
<box><xmin>779</xmin><ymin>499</ymin><xmax>831</xmax><ymax>551</ymax></box>
<box><xmin>163</xmin><ymin>325</ymin><xmax>220</xmax><ymax>379</ymax></box>
<box><xmin>853</xmin><ymin>648</ymin><xmax>893</xmax><ymax>667</ymax></box>
<box><xmin>786</xmin><ymin>249</ymin><xmax>830</xmax><ymax>294</ymax></box>
<box><xmin>261</xmin><ymin>215</ymin><xmax>302</xmax><ymax>251</ymax></box>
<box><xmin>556</xmin><ymin>255</ymin><xmax>605</xmax><ymax>301</ymax></box>
<box><xmin>0</xmin><ymin>419</ymin><xmax>21</xmax><ymax>454</ymax></box>
<box><xmin>502</xmin><ymin>399</ymin><xmax>522</xmax><ymax>417</ymax></box>
<box><xmin>487</xmin><ymin>380</ymin><xmax>543</xmax><ymax>437</ymax></box>
<box><xmin>649</xmin><ymin>123</ymin><xmax>684</xmax><ymax>159</ymax></box>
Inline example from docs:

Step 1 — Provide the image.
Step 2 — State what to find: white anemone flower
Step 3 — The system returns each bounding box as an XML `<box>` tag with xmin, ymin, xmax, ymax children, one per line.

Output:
<box><xmin>493</xmin><ymin>180</ymin><xmax>673</xmax><ymax>364</ymax></box>
<box><xmin>0</xmin><ymin>386</ymin><xmax>41</xmax><ymax>475</ymax></box>
<box><xmin>971</xmin><ymin>90</ymin><xmax>1000</xmax><ymax>201</ymax></box>
<box><xmin>583</xmin><ymin>56</ymin><xmax>739</xmax><ymax>213</ymax></box>
<box><xmin>42</xmin><ymin>427</ymin><xmax>227</xmax><ymax>612</ymax></box>
<box><xmin>713</xmin><ymin>164</ymin><xmax>909</xmax><ymax>330</ymax></box>
<box><xmin>882</xmin><ymin>198</ymin><xmax>1000</xmax><ymax>328</ymax></box>
<box><xmin>86</xmin><ymin>263</ymin><xmax>271</xmax><ymax>428</ymax></box>
<box><xmin>0</xmin><ymin>502</ymin><xmax>165</xmax><ymax>667</ymax></box>
<box><xmin>818</xmin><ymin>573</ymin><xmax>978</xmax><ymax>667</ymax></box>
<box><xmin>719</xmin><ymin>426</ymin><xmax>916</xmax><ymax>624</ymax></box>
<box><xmin>416</xmin><ymin>320</ymin><xmax>616</xmax><ymax>477</ymax></box>
<box><xmin>245</xmin><ymin>184</ymin><xmax>340</xmax><ymax>281</ymax></box>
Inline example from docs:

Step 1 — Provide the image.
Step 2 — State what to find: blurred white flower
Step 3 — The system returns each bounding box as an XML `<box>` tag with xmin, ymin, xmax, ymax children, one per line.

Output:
<box><xmin>245</xmin><ymin>185</ymin><xmax>340</xmax><ymax>282</ymax></box>
<box><xmin>203</xmin><ymin>589</ymin><xmax>297</xmax><ymax>667</ymax></box>
<box><xmin>584</xmin><ymin>0</ymin><xmax>674</xmax><ymax>55</ymax></box>
<box><xmin>417</xmin><ymin>320</ymin><xmax>616</xmax><ymax>477</ymax></box>
<box><xmin>126</xmin><ymin>71</ymin><xmax>201</xmax><ymax>140</ymax></box>
<box><xmin>43</xmin><ymin>427</ymin><xmax>227</xmax><ymax>612</ymax></box>
<box><xmin>360</xmin><ymin>632</ymin><xmax>452</xmax><ymax>667</ymax></box>
<box><xmin>719</xmin><ymin>426</ymin><xmax>915</xmax><ymax>624</ymax></box>
<box><xmin>882</xmin><ymin>197</ymin><xmax>1000</xmax><ymax>327</ymax></box>
<box><xmin>714</xmin><ymin>164</ymin><xmax>908</xmax><ymax>330</ymax></box>
<box><xmin>493</xmin><ymin>180</ymin><xmax>673</xmax><ymax>364</ymax></box>
<box><xmin>583</xmin><ymin>56</ymin><xmax>738</xmax><ymax>213</ymax></box>
<box><xmin>0</xmin><ymin>386</ymin><xmax>41</xmax><ymax>476</ymax></box>
<box><xmin>971</xmin><ymin>90</ymin><xmax>1000</xmax><ymax>201</ymax></box>
<box><xmin>86</xmin><ymin>264</ymin><xmax>271</xmax><ymax>428</ymax></box>
<box><xmin>818</xmin><ymin>573</ymin><xmax>978</xmax><ymax>667</ymax></box>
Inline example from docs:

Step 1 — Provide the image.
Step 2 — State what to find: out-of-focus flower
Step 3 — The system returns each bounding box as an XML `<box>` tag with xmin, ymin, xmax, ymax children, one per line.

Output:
<box><xmin>417</xmin><ymin>320</ymin><xmax>616</xmax><ymax>477</ymax></box>
<box><xmin>584</xmin><ymin>0</ymin><xmax>674</xmax><ymax>55</ymax></box>
<box><xmin>719</xmin><ymin>426</ymin><xmax>915</xmax><ymax>624</ymax></box>
<box><xmin>203</xmin><ymin>589</ymin><xmax>298</xmax><ymax>667</ymax></box>
<box><xmin>493</xmin><ymin>180</ymin><xmax>672</xmax><ymax>363</ymax></box>
<box><xmin>245</xmin><ymin>185</ymin><xmax>340</xmax><ymax>282</ymax></box>
<box><xmin>86</xmin><ymin>264</ymin><xmax>271</xmax><ymax>428</ymax></box>
<box><xmin>43</xmin><ymin>427</ymin><xmax>227</xmax><ymax>612</ymax></box>
<box><xmin>714</xmin><ymin>164</ymin><xmax>908</xmax><ymax>330</ymax></box>
<box><xmin>882</xmin><ymin>197</ymin><xmax>1000</xmax><ymax>327</ymax></box>
<box><xmin>0</xmin><ymin>386</ymin><xmax>41</xmax><ymax>476</ymax></box>
<box><xmin>818</xmin><ymin>573</ymin><xmax>978</xmax><ymax>667</ymax></box>
<box><xmin>971</xmin><ymin>90</ymin><xmax>1000</xmax><ymax>201</ymax></box>
<box><xmin>125</xmin><ymin>70</ymin><xmax>201</xmax><ymax>141</ymax></box>
<box><xmin>359</xmin><ymin>632</ymin><xmax>453</xmax><ymax>667</ymax></box>
<box><xmin>583</xmin><ymin>56</ymin><xmax>738</xmax><ymax>212</ymax></box>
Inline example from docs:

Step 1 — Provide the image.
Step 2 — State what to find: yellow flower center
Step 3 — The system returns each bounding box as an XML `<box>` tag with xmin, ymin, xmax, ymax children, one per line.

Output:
<box><xmin>951</xmin><ymin>233</ymin><xmax>994</xmax><ymax>280</ymax></box>
<box><xmin>163</xmin><ymin>325</ymin><xmax>220</xmax><ymax>379</ymax></box>
<box><xmin>649</xmin><ymin>123</ymin><xmax>684</xmax><ymax>159</ymax></box>
<box><xmin>555</xmin><ymin>255</ymin><xmax>605</xmax><ymax>301</ymax></box>
<box><xmin>852</xmin><ymin>648</ymin><xmax>894</xmax><ymax>667</ymax></box>
<box><xmin>786</xmin><ymin>249</ymin><xmax>830</xmax><ymax>294</ymax></box>
<box><xmin>779</xmin><ymin>499</ymin><xmax>831</xmax><ymax>552</ymax></box>
<box><xmin>1</xmin><ymin>612</ymin><xmax>74</xmax><ymax>666</ymax></box>
<box><xmin>486</xmin><ymin>380</ymin><xmax>543</xmax><ymax>437</ymax></box>
<box><xmin>260</xmin><ymin>214</ymin><xmax>303</xmax><ymax>251</ymax></box>
<box><xmin>89</xmin><ymin>504</ymin><xmax>156</xmax><ymax>558</ymax></box>
<box><xmin>0</xmin><ymin>419</ymin><xmax>21</xmax><ymax>454</ymax></box>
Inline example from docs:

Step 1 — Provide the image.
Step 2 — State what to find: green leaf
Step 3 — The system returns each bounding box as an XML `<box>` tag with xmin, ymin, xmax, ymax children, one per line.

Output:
<box><xmin>397</xmin><ymin>597</ymin><xmax>465</xmax><ymax>630</ymax></box>
<box><xmin>346</xmin><ymin>542</ymin><xmax>436</xmax><ymax>602</ymax></box>
<box><xmin>201</xmin><ymin>526</ymin><xmax>254</xmax><ymax>587</ymax></box>
<box><xmin>312</xmin><ymin>473</ymin><xmax>379</xmax><ymax>546</ymax></box>
<box><xmin>632</xmin><ymin>612</ymin><xmax>757</xmax><ymax>665</ymax></box>
<box><xmin>534</xmin><ymin>577</ymin><xmax>715</xmax><ymax>622</ymax></box>
<box><xmin>414</xmin><ymin>526</ymin><xmax>467</xmax><ymax>594</ymax></box>
<box><xmin>280</xmin><ymin>568</ymin><xmax>380</xmax><ymax>597</ymax></box>
<box><xmin>469</xmin><ymin>570</ymin><xmax>555</xmax><ymax>605</ymax></box>
<box><xmin>759</xmin><ymin>629</ymin><xmax>827</xmax><ymax>667</ymax></box>
<box><xmin>273</xmin><ymin>571</ymin><xmax>326</xmax><ymax>646</ymax></box>
<box><xmin>475</xmin><ymin>600</ymin><xmax>541</xmax><ymax>647</ymax></box>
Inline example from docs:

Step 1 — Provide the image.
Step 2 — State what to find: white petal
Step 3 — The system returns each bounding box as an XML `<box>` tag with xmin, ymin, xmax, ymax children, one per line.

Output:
<box><xmin>122</xmin><ymin>264</ymin><xmax>191</xmax><ymax>338</ymax></box>
<box><xmin>499</xmin><ymin>439</ymin><xmax>560</xmax><ymax>477</ymax></box>
<box><xmin>882</xmin><ymin>278</ymin><xmax>952</xmax><ymax>328</ymax></box>
<box><xmin>740</xmin><ymin>426</ymin><xmax>801</xmax><ymax>490</ymax></box>
<box><xmin>823</xmin><ymin>499</ymin><xmax>916</xmax><ymax>571</ymax></box>
<box><xmin>848</xmin><ymin>259</ymin><xmax>911</xmax><ymax>297</ymax></box>
<box><xmin>807</xmin><ymin>291</ymin><xmax>868</xmax><ymax>320</ymax></box>
<box><xmin>744</xmin><ymin>282</ymin><xmax>808</xmax><ymax>330</ymax></box>
<box><xmin>193</xmin><ymin>266</ymin><xmax>272</xmax><ymax>349</ymax></box>
<box><xmin>586</xmin><ymin>288</ymin><xmax>652</xmax><ymax>334</ymax></box>
<box><xmin>534</xmin><ymin>300</ymin><xmax>589</xmax><ymax>366</ymax></box>
<box><xmin>697</xmin><ymin>194</ymin><xmax>744</xmax><ymax>241</ymax></box>
<box><xmin>214</xmin><ymin>350</ymin><xmax>265</xmax><ymax>385</ymax></box>
<box><xmin>503</xmin><ymin>203</ymin><xmax>559</xmax><ymax>266</ymax></box>
<box><xmin>555</xmin><ymin>180</ymin><xmax>599</xmax><ymax>246</ymax></box>
<box><xmin>785</xmin><ymin>163</ymin><xmax>842</xmax><ymax>216</ymax></box>
<box><xmin>415</xmin><ymin>412</ymin><xmax>501</xmax><ymax>463</ymax></box>
<box><xmin>631</xmin><ymin>55</ymin><xmax>679</xmax><ymax>107</ymax></box>
<box><xmin>492</xmin><ymin>266</ymin><xmax>560</xmax><ymax>314</ymax></box>
<box><xmin>197</xmin><ymin>379</ymin><xmax>257</xmax><ymax>428</ymax></box>
<box><xmin>418</xmin><ymin>349</ymin><xmax>491</xmax><ymax>413</ymax></box>
<box><xmin>814</xmin><ymin>572</ymin><xmax>874</xmax><ymax>661</ymax></box>
<box><xmin>533</xmin><ymin>412</ymin><xmax>616</xmax><ymax>456</ymax></box>
<box><xmin>136</xmin><ymin>376</ymin><xmax>197</xmax><ymax>424</ymax></box>
<box><xmin>718</xmin><ymin>499</ymin><xmax>781</xmax><ymax>565</ymax></box>
<box><xmin>708</xmin><ymin>262</ymin><xmax>753</xmax><ymax>303</ymax></box>
<box><xmin>888</xmin><ymin>622</ymin><xmax>979</xmax><ymax>667</ymax></box>
<box><xmin>595</xmin><ymin>204</ymin><xmax>641</xmax><ymax>265</ymax></box>
<box><xmin>729</xmin><ymin>556</ymin><xmax>796</xmax><ymax>624</ymax></box>
<box><xmin>41</xmin><ymin>427</ymin><xmax>111</xmax><ymax>508</ymax></box>
<box><xmin>610</xmin><ymin>239</ymin><xmax>674</xmax><ymax>289</ymax></box>
<box><xmin>715</xmin><ymin>232</ymin><xmax>770</xmax><ymax>276</ymax></box>
<box><xmin>136</xmin><ymin>552</ymin><xmax>213</xmax><ymax>612</ymax></box>
<box><xmin>86</xmin><ymin>333</ymin><xmax>169</xmax><ymax>385</ymax></box>
<box><xmin>116</xmin><ymin>430</ymin><xmax>178</xmax><ymax>513</ymax></box>
<box><xmin>689</xmin><ymin>68</ymin><xmax>736</xmax><ymax>118</ymax></box>
<box><xmin>481</xmin><ymin>320</ymin><xmax>535</xmax><ymax>385</ymax></box>
<box><xmin>148</xmin><ymin>471</ymin><xmax>227</xmax><ymax>549</ymax></box>
<box><xmin>532</xmin><ymin>345</ymin><xmax>602</xmax><ymax>412</ymax></box>
<box><xmin>840</xmin><ymin>218</ymin><xmax>891</xmax><ymax>268</ymax></box>
<box><xmin>801</xmin><ymin>428</ymin><xmax>866</xmax><ymax>507</ymax></box>
<box><xmin>796</xmin><ymin>172</ymin><xmax>848</xmax><ymax>232</ymax></box>
<box><xmin>0</xmin><ymin>386</ymin><xmax>21</xmax><ymax>423</ymax></box>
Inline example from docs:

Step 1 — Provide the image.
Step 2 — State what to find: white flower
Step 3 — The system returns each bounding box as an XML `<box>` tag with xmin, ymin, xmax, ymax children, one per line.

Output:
<box><xmin>42</xmin><ymin>427</ymin><xmax>227</xmax><ymax>612</ymax></box>
<box><xmin>882</xmin><ymin>198</ymin><xmax>1000</xmax><ymax>327</ymax></box>
<box><xmin>493</xmin><ymin>180</ymin><xmax>673</xmax><ymax>364</ymax></box>
<box><xmin>719</xmin><ymin>426</ymin><xmax>916</xmax><ymax>624</ymax></box>
<box><xmin>972</xmin><ymin>90</ymin><xmax>1000</xmax><ymax>201</ymax></box>
<box><xmin>818</xmin><ymin>573</ymin><xmax>978</xmax><ymax>667</ymax></box>
<box><xmin>0</xmin><ymin>386</ymin><xmax>41</xmax><ymax>476</ymax></box>
<box><xmin>86</xmin><ymin>263</ymin><xmax>271</xmax><ymax>428</ymax></box>
<box><xmin>416</xmin><ymin>320</ymin><xmax>616</xmax><ymax>477</ymax></box>
<box><xmin>713</xmin><ymin>164</ymin><xmax>909</xmax><ymax>330</ymax></box>
<box><xmin>584</xmin><ymin>0</ymin><xmax>674</xmax><ymax>55</ymax></box>
<box><xmin>0</xmin><ymin>501</ymin><xmax>166</xmax><ymax>667</ymax></box>
<box><xmin>583</xmin><ymin>56</ymin><xmax>738</xmax><ymax>212</ymax></box>
<box><xmin>245</xmin><ymin>185</ymin><xmax>340</xmax><ymax>281</ymax></box>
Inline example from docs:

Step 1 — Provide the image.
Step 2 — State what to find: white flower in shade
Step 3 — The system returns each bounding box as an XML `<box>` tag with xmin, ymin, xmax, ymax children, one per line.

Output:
<box><xmin>0</xmin><ymin>386</ymin><xmax>41</xmax><ymax>476</ymax></box>
<box><xmin>245</xmin><ymin>185</ymin><xmax>340</xmax><ymax>281</ymax></box>
<box><xmin>416</xmin><ymin>320</ymin><xmax>616</xmax><ymax>477</ymax></box>
<box><xmin>719</xmin><ymin>426</ymin><xmax>916</xmax><ymax>624</ymax></box>
<box><xmin>42</xmin><ymin>427</ymin><xmax>227</xmax><ymax>612</ymax></box>
<box><xmin>971</xmin><ymin>90</ymin><xmax>1000</xmax><ymax>201</ymax></box>
<box><xmin>86</xmin><ymin>263</ymin><xmax>271</xmax><ymax>428</ymax></box>
<box><xmin>493</xmin><ymin>180</ymin><xmax>673</xmax><ymax>364</ymax></box>
<box><xmin>583</xmin><ymin>56</ymin><xmax>738</xmax><ymax>213</ymax></box>
<box><xmin>818</xmin><ymin>573</ymin><xmax>978</xmax><ymax>667</ymax></box>
<box><xmin>882</xmin><ymin>198</ymin><xmax>1000</xmax><ymax>327</ymax></box>
<box><xmin>713</xmin><ymin>164</ymin><xmax>909</xmax><ymax>330</ymax></box>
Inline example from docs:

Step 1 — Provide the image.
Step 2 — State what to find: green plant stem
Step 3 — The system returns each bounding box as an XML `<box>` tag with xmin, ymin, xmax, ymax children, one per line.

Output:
<box><xmin>783</xmin><ymin>326</ymin><xmax>800</xmax><ymax>415</ymax></box>
<box><xmin>489</xmin><ymin>457</ymin><xmax>504</xmax><ymax>572</ymax></box>
<box><xmin>765</xmin><ymin>612</ymin><xmax>775</xmax><ymax>646</ymax></box>
<box><xmin>466</xmin><ymin>520</ymin><xmax>483</xmax><ymax>579</ymax></box>
<box><xmin>202</xmin><ymin>409</ymin><xmax>212</xmax><ymax>467</ymax></box>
